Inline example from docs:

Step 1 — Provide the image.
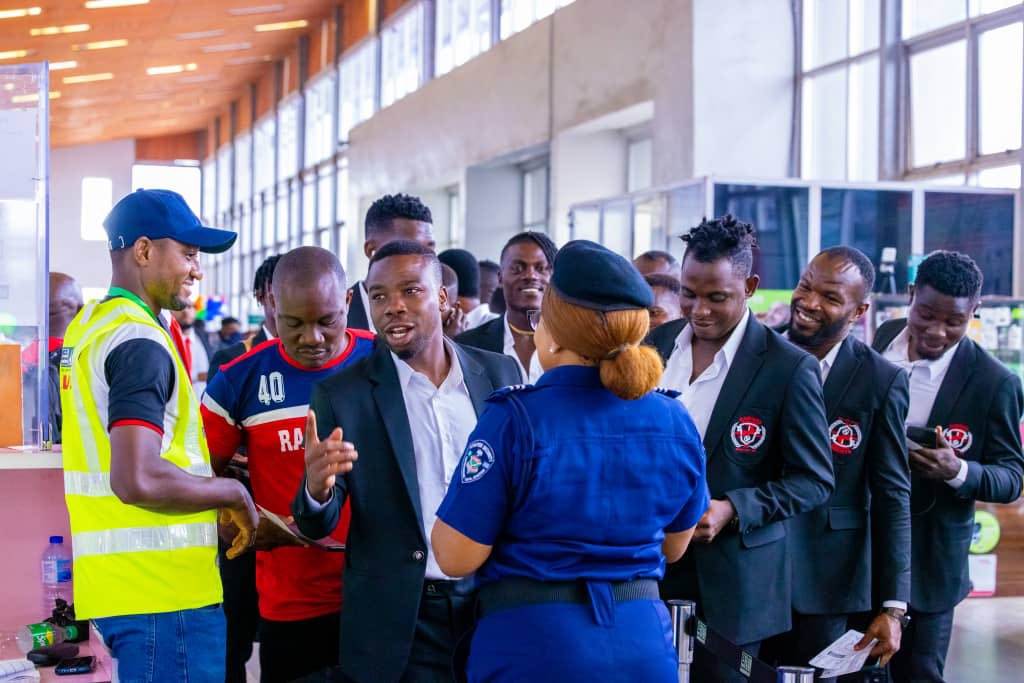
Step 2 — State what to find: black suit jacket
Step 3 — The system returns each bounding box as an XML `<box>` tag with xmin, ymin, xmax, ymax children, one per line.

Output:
<box><xmin>786</xmin><ymin>334</ymin><xmax>912</xmax><ymax>614</ymax></box>
<box><xmin>650</xmin><ymin>316</ymin><xmax>834</xmax><ymax>644</ymax></box>
<box><xmin>346</xmin><ymin>281</ymin><xmax>371</xmax><ymax>331</ymax></box>
<box><xmin>291</xmin><ymin>342</ymin><xmax>521</xmax><ymax>683</ymax></box>
<box><xmin>207</xmin><ymin>327</ymin><xmax>269</xmax><ymax>382</ymax></box>
<box><xmin>453</xmin><ymin>315</ymin><xmax>504</xmax><ymax>354</ymax></box>
<box><xmin>872</xmin><ymin>318</ymin><xmax>1024</xmax><ymax>612</ymax></box>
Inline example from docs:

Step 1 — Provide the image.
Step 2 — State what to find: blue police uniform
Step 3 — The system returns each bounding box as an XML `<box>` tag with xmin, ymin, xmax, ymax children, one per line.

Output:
<box><xmin>436</xmin><ymin>367</ymin><xmax>710</xmax><ymax>682</ymax></box>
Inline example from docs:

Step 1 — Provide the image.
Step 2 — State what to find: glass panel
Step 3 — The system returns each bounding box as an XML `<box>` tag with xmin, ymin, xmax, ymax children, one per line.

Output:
<box><xmin>277</xmin><ymin>98</ymin><xmax>300</xmax><ymax>181</ymax></box>
<box><xmin>263</xmin><ymin>197</ymin><xmax>276</xmax><ymax>247</ymax></box>
<box><xmin>252</xmin><ymin>202</ymin><xmax>263</xmax><ymax>251</ymax></box>
<box><xmin>924</xmin><ymin>191</ymin><xmax>1015</xmax><ymax>295</ymax></box>
<box><xmin>633</xmin><ymin>195</ymin><xmax>666</xmax><ymax>257</ymax></box>
<box><xmin>975</xmin><ymin>164</ymin><xmax>1022</xmax><ymax>188</ymax></box>
<box><xmin>970</xmin><ymin>0</ymin><xmax>1022</xmax><ymax>16</ymax></box>
<box><xmin>523</xmin><ymin>165</ymin><xmax>548</xmax><ymax>228</ymax></box>
<box><xmin>201</xmin><ymin>158</ymin><xmax>216</xmax><ymax>221</ymax></box>
<box><xmin>500</xmin><ymin>0</ymin><xmax>575</xmax><ymax>39</ymax></box>
<box><xmin>217</xmin><ymin>144</ymin><xmax>232</xmax><ymax>214</ymax></box>
<box><xmin>820</xmin><ymin>189</ymin><xmax>913</xmax><ymax>292</ymax></box>
<box><xmin>666</xmin><ymin>183</ymin><xmax>706</xmax><ymax>262</ymax></box>
<box><xmin>849</xmin><ymin>0</ymin><xmax>880</xmax><ymax>54</ymax></box>
<box><xmin>381</xmin><ymin>3</ymin><xmax>424</xmax><ymax>108</ymax></box>
<box><xmin>910</xmin><ymin>41</ymin><xmax>967</xmax><ymax>167</ymax></box>
<box><xmin>436</xmin><ymin>0</ymin><xmax>492</xmax><ymax>77</ymax></box>
<box><xmin>921</xmin><ymin>173</ymin><xmax>967</xmax><ymax>185</ymax></box>
<box><xmin>303</xmin><ymin>178</ymin><xmax>316</xmax><ymax>242</ymax></box>
<box><xmin>713</xmin><ymin>184</ymin><xmax>809</xmax><ymax>290</ymax></box>
<box><xmin>602</xmin><ymin>200</ymin><xmax>632</xmax><ymax>257</ymax></box>
<box><xmin>318</xmin><ymin>168</ymin><xmax>333</xmax><ymax>229</ymax></box>
<box><xmin>571</xmin><ymin>206</ymin><xmax>600</xmax><ymax>242</ymax></box>
<box><xmin>979</xmin><ymin>22</ymin><xmax>1023</xmax><ymax>155</ymax></box>
<box><xmin>253</xmin><ymin>115</ymin><xmax>276</xmax><ymax>192</ymax></box>
<box><xmin>803</xmin><ymin>0</ymin><xmax>848</xmax><ymax>70</ymax></box>
<box><xmin>305</xmin><ymin>71</ymin><xmax>337</xmax><ymax>166</ymax></box>
<box><xmin>902</xmin><ymin>0</ymin><xmax>967</xmax><ymax>39</ymax></box>
<box><xmin>339</xmin><ymin>40</ymin><xmax>377</xmax><ymax>139</ymax></box>
<box><xmin>235</xmin><ymin>132</ymin><xmax>252</xmax><ymax>204</ymax></box>
<box><xmin>802</xmin><ymin>67</ymin><xmax>847</xmax><ymax>180</ymax></box>
<box><xmin>847</xmin><ymin>56</ymin><xmax>879</xmax><ymax>181</ymax></box>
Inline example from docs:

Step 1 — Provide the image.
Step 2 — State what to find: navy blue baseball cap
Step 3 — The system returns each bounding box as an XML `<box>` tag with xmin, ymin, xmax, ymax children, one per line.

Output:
<box><xmin>551</xmin><ymin>240</ymin><xmax>654</xmax><ymax>311</ymax></box>
<box><xmin>103</xmin><ymin>189</ymin><xmax>237</xmax><ymax>254</ymax></box>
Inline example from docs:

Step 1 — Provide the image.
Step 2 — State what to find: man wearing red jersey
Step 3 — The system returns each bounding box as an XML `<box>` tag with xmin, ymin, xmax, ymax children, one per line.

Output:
<box><xmin>201</xmin><ymin>247</ymin><xmax>374</xmax><ymax>682</ymax></box>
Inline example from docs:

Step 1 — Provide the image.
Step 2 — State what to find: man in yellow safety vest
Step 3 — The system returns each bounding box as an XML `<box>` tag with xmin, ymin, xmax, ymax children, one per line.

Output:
<box><xmin>60</xmin><ymin>189</ymin><xmax>258</xmax><ymax>682</ymax></box>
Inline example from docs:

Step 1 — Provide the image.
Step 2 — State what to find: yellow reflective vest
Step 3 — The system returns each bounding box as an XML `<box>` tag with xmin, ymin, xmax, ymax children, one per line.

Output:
<box><xmin>60</xmin><ymin>294</ymin><xmax>221</xmax><ymax>619</ymax></box>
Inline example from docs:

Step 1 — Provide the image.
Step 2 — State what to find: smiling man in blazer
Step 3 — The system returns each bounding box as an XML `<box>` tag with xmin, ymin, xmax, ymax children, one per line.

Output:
<box><xmin>778</xmin><ymin>247</ymin><xmax>911</xmax><ymax>678</ymax></box>
<box><xmin>292</xmin><ymin>240</ymin><xmax>520</xmax><ymax>683</ymax></box>
<box><xmin>871</xmin><ymin>250</ymin><xmax>1024</xmax><ymax>682</ymax></box>
<box><xmin>651</xmin><ymin>215</ymin><xmax>834</xmax><ymax>682</ymax></box>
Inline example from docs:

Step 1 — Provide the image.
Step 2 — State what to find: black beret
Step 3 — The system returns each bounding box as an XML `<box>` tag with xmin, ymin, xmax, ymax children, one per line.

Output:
<box><xmin>551</xmin><ymin>240</ymin><xmax>654</xmax><ymax>311</ymax></box>
<box><xmin>438</xmin><ymin>248</ymin><xmax>480</xmax><ymax>298</ymax></box>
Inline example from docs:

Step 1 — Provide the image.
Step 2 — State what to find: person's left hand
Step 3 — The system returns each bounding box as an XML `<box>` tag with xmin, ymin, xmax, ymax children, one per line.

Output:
<box><xmin>909</xmin><ymin>427</ymin><xmax>961</xmax><ymax>481</ymax></box>
<box><xmin>694</xmin><ymin>499</ymin><xmax>736</xmax><ymax>543</ymax></box>
<box><xmin>855</xmin><ymin>612</ymin><xmax>903</xmax><ymax>666</ymax></box>
<box><xmin>443</xmin><ymin>306</ymin><xmax>469</xmax><ymax>338</ymax></box>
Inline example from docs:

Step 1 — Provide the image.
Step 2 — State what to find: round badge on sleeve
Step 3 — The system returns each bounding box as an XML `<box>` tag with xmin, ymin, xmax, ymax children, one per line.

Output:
<box><xmin>461</xmin><ymin>440</ymin><xmax>496</xmax><ymax>484</ymax></box>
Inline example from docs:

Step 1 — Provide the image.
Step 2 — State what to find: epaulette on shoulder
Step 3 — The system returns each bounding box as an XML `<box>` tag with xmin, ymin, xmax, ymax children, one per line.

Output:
<box><xmin>486</xmin><ymin>383</ymin><xmax>537</xmax><ymax>402</ymax></box>
<box><xmin>653</xmin><ymin>387</ymin><xmax>681</xmax><ymax>399</ymax></box>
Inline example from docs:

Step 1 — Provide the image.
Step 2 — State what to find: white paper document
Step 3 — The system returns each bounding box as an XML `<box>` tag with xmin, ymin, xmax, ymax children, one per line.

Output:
<box><xmin>809</xmin><ymin>629</ymin><xmax>877</xmax><ymax>678</ymax></box>
<box><xmin>0</xmin><ymin>659</ymin><xmax>39</xmax><ymax>682</ymax></box>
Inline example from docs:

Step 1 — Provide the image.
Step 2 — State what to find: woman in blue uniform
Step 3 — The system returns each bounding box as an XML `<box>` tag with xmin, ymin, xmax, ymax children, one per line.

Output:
<box><xmin>432</xmin><ymin>240</ymin><xmax>710</xmax><ymax>682</ymax></box>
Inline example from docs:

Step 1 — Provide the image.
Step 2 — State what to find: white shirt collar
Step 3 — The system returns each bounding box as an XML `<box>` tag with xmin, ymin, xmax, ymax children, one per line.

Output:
<box><xmin>674</xmin><ymin>308</ymin><xmax>751</xmax><ymax>367</ymax></box>
<box><xmin>262</xmin><ymin>324</ymin><xmax>275</xmax><ymax>340</ymax></box>
<box><xmin>358</xmin><ymin>281</ymin><xmax>376</xmax><ymax>333</ymax></box>
<box><xmin>785</xmin><ymin>331</ymin><xmax>844</xmax><ymax>378</ymax></box>
<box><xmin>502</xmin><ymin>314</ymin><xmax>543</xmax><ymax>383</ymax></box>
<box><xmin>391</xmin><ymin>338</ymin><xmax>466</xmax><ymax>394</ymax></box>
<box><xmin>885</xmin><ymin>327</ymin><xmax>961</xmax><ymax>379</ymax></box>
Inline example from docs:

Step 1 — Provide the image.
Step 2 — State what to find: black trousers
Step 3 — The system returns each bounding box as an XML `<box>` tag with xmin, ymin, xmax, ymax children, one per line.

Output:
<box><xmin>260</xmin><ymin>611</ymin><xmax>341</xmax><ymax>683</ymax></box>
<box><xmin>402</xmin><ymin>579</ymin><xmax>475</xmax><ymax>683</ymax></box>
<box><xmin>219</xmin><ymin>540</ymin><xmax>259</xmax><ymax>683</ymax></box>
<box><xmin>889</xmin><ymin>607</ymin><xmax>955</xmax><ymax>683</ymax></box>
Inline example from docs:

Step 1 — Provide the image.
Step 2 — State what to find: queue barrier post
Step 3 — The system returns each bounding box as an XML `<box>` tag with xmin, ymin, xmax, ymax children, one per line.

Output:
<box><xmin>667</xmin><ymin>599</ymin><xmax>696</xmax><ymax>683</ymax></box>
<box><xmin>777</xmin><ymin>665</ymin><xmax>816</xmax><ymax>682</ymax></box>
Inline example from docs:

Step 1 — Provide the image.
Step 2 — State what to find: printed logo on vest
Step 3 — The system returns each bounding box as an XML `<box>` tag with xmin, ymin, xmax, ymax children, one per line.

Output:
<box><xmin>60</xmin><ymin>347</ymin><xmax>73</xmax><ymax>367</ymax></box>
<box><xmin>731</xmin><ymin>416</ymin><xmax>767</xmax><ymax>453</ymax></box>
<box><xmin>829</xmin><ymin>418</ymin><xmax>862</xmax><ymax>455</ymax></box>
<box><xmin>943</xmin><ymin>424</ymin><xmax>973</xmax><ymax>454</ymax></box>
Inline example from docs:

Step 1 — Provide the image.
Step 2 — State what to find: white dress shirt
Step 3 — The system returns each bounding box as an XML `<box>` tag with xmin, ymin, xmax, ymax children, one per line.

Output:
<box><xmin>358</xmin><ymin>281</ymin><xmax>375</xmax><ymax>333</ymax></box>
<box><xmin>503</xmin><ymin>315</ymin><xmax>543</xmax><ymax>384</ymax></box>
<box><xmin>464</xmin><ymin>303</ymin><xmax>499</xmax><ymax>330</ymax></box>
<box><xmin>662</xmin><ymin>309</ymin><xmax>751</xmax><ymax>439</ymax></box>
<box><xmin>304</xmin><ymin>341</ymin><xmax>476</xmax><ymax>581</ymax></box>
<box><xmin>785</xmin><ymin>332</ymin><xmax>843</xmax><ymax>383</ymax></box>
<box><xmin>881</xmin><ymin>327</ymin><xmax>968</xmax><ymax>488</ymax></box>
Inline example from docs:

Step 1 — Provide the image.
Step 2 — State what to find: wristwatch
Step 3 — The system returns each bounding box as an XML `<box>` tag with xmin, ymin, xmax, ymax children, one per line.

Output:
<box><xmin>880</xmin><ymin>607</ymin><xmax>911</xmax><ymax>629</ymax></box>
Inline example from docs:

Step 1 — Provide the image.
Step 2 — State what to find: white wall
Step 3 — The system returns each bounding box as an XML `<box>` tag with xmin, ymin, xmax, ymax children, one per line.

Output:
<box><xmin>464</xmin><ymin>164</ymin><xmax>524</xmax><ymax>261</ymax></box>
<box><xmin>50</xmin><ymin>139</ymin><xmax>135</xmax><ymax>294</ymax></box>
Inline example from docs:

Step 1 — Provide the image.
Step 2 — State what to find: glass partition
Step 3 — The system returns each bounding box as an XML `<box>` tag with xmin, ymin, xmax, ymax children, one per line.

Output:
<box><xmin>924</xmin><ymin>191</ymin><xmax>1015</xmax><ymax>295</ymax></box>
<box><xmin>0</xmin><ymin>62</ymin><xmax>49</xmax><ymax>449</ymax></box>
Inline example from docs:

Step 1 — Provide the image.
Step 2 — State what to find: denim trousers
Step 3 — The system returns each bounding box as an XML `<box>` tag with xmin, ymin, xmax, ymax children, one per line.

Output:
<box><xmin>94</xmin><ymin>603</ymin><xmax>226</xmax><ymax>683</ymax></box>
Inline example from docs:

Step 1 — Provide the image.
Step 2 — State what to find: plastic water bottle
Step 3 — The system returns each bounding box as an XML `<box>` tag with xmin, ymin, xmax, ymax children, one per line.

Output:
<box><xmin>41</xmin><ymin>536</ymin><xmax>73</xmax><ymax>617</ymax></box>
<box><xmin>14</xmin><ymin>621</ymin><xmax>80</xmax><ymax>654</ymax></box>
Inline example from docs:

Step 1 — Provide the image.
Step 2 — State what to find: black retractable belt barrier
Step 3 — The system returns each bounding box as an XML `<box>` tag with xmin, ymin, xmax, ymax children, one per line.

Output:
<box><xmin>667</xmin><ymin>600</ymin><xmax>887</xmax><ymax>683</ymax></box>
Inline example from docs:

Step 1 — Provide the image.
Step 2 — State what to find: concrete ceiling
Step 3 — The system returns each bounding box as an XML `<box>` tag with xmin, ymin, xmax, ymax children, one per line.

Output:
<box><xmin>0</xmin><ymin>1</ymin><xmax>334</xmax><ymax>148</ymax></box>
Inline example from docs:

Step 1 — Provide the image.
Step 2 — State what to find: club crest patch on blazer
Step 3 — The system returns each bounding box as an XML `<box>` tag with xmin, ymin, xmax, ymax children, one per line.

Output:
<box><xmin>943</xmin><ymin>423</ymin><xmax>973</xmax><ymax>454</ymax></box>
<box><xmin>829</xmin><ymin>418</ymin><xmax>862</xmax><ymax>455</ymax></box>
<box><xmin>731</xmin><ymin>416</ymin><xmax>767</xmax><ymax>452</ymax></box>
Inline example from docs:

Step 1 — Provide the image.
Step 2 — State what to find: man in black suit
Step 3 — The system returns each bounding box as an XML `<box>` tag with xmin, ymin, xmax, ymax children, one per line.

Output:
<box><xmin>347</xmin><ymin>194</ymin><xmax>437</xmax><ymax>332</ymax></box>
<box><xmin>872</xmin><ymin>250</ymin><xmax>1024</xmax><ymax>682</ymax></box>
<box><xmin>292</xmin><ymin>240</ymin><xmax>520</xmax><ymax>683</ymax></box>
<box><xmin>778</xmin><ymin>247</ymin><xmax>911</xmax><ymax>676</ymax></box>
<box><xmin>455</xmin><ymin>231</ymin><xmax>558</xmax><ymax>383</ymax></box>
<box><xmin>651</xmin><ymin>215</ymin><xmax>834</xmax><ymax>682</ymax></box>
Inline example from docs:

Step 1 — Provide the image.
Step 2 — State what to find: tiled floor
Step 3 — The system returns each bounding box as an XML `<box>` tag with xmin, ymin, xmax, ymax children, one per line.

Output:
<box><xmin>946</xmin><ymin>597</ymin><xmax>1024</xmax><ymax>682</ymax></box>
<box><xmin>242</xmin><ymin>597</ymin><xmax>1024</xmax><ymax>682</ymax></box>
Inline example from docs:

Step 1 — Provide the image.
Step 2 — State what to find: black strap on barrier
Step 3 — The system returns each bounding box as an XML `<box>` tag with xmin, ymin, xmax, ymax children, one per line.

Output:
<box><xmin>685</xmin><ymin>616</ymin><xmax>890</xmax><ymax>683</ymax></box>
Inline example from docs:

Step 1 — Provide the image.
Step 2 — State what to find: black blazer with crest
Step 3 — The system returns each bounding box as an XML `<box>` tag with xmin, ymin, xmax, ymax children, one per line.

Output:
<box><xmin>872</xmin><ymin>318</ymin><xmax>1024</xmax><ymax>612</ymax></box>
<box><xmin>785</xmin><ymin>333</ymin><xmax>912</xmax><ymax>615</ymax></box>
<box><xmin>649</xmin><ymin>316</ymin><xmax>834</xmax><ymax>644</ymax></box>
<box><xmin>345</xmin><ymin>281</ymin><xmax>371</xmax><ymax>332</ymax></box>
<box><xmin>291</xmin><ymin>341</ymin><xmax>520</xmax><ymax>683</ymax></box>
<box><xmin>454</xmin><ymin>315</ymin><xmax>504</xmax><ymax>354</ymax></box>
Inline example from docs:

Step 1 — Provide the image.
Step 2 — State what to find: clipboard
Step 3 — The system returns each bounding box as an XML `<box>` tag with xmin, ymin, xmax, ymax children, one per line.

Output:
<box><xmin>257</xmin><ymin>505</ymin><xmax>345</xmax><ymax>552</ymax></box>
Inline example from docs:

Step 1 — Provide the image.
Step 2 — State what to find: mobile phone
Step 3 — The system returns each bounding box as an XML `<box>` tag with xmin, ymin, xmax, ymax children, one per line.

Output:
<box><xmin>55</xmin><ymin>656</ymin><xmax>96</xmax><ymax>675</ymax></box>
<box><xmin>906</xmin><ymin>425</ymin><xmax>939</xmax><ymax>450</ymax></box>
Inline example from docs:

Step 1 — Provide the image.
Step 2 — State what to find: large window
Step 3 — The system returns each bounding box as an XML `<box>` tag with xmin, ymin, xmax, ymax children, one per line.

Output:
<box><xmin>339</xmin><ymin>39</ymin><xmax>377</xmax><ymax>140</ymax></box>
<box><xmin>800</xmin><ymin>0</ymin><xmax>881</xmax><ymax>181</ymax></box>
<box><xmin>216</xmin><ymin>144</ymin><xmax>233</xmax><ymax>216</ymax></box>
<box><xmin>820</xmin><ymin>188</ymin><xmax>913</xmax><ymax>291</ymax></box>
<box><xmin>253</xmin><ymin>115</ymin><xmax>276</xmax><ymax>193</ymax></box>
<box><xmin>499</xmin><ymin>0</ymin><xmax>576</xmax><ymax>39</ymax></box>
<box><xmin>201</xmin><ymin>158</ymin><xmax>216</xmax><ymax>222</ymax></box>
<box><xmin>277</xmin><ymin>96</ymin><xmax>300</xmax><ymax>182</ymax></box>
<box><xmin>924</xmin><ymin>191</ymin><xmax>1015</xmax><ymax>295</ymax></box>
<box><xmin>235</xmin><ymin>131</ymin><xmax>252</xmax><ymax>205</ymax></box>
<box><xmin>305</xmin><ymin>70</ymin><xmax>337</xmax><ymax>165</ymax></box>
<box><xmin>381</xmin><ymin>2</ymin><xmax>426</xmax><ymax>108</ymax></box>
<box><xmin>436</xmin><ymin>0</ymin><xmax>492</xmax><ymax>76</ymax></box>
<box><xmin>800</xmin><ymin>0</ymin><xmax>1023</xmax><ymax>188</ymax></box>
<box><xmin>522</xmin><ymin>163</ymin><xmax>549</xmax><ymax>231</ymax></box>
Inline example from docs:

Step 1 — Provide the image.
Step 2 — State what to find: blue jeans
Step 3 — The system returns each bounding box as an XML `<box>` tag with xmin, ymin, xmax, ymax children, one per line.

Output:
<box><xmin>94</xmin><ymin>604</ymin><xmax>226</xmax><ymax>683</ymax></box>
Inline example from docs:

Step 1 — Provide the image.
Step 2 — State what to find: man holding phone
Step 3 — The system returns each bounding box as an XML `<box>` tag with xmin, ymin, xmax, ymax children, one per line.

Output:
<box><xmin>873</xmin><ymin>250</ymin><xmax>1024</xmax><ymax>682</ymax></box>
